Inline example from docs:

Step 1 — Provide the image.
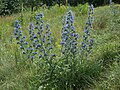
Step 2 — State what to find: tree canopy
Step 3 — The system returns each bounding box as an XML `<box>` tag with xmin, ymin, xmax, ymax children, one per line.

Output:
<box><xmin>0</xmin><ymin>0</ymin><xmax>120</xmax><ymax>15</ymax></box>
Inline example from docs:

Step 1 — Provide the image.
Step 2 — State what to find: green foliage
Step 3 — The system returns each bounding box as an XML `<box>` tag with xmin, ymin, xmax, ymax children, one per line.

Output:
<box><xmin>93</xmin><ymin>6</ymin><xmax>111</xmax><ymax>30</ymax></box>
<box><xmin>0</xmin><ymin>0</ymin><xmax>21</xmax><ymax>15</ymax></box>
<box><xmin>95</xmin><ymin>42</ymin><xmax>120</xmax><ymax>68</ymax></box>
<box><xmin>94</xmin><ymin>62</ymin><xmax>120</xmax><ymax>90</ymax></box>
<box><xmin>77</xmin><ymin>3</ymin><xmax>89</xmax><ymax>15</ymax></box>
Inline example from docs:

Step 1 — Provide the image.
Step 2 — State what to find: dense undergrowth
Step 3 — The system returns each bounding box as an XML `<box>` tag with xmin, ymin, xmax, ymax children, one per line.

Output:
<box><xmin>0</xmin><ymin>4</ymin><xmax>120</xmax><ymax>90</ymax></box>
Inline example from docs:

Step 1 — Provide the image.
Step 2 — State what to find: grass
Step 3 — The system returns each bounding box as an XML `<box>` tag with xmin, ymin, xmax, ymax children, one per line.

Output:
<box><xmin>0</xmin><ymin>4</ymin><xmax>120</xmax><ymax>90</ymax></box>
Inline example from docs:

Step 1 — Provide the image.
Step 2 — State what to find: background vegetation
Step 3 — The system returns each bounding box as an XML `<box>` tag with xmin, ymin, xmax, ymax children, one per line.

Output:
<box><xmin>0</xmin><ymin>0</ymin><xmax>120</xmax><ymax>15</ymax></box>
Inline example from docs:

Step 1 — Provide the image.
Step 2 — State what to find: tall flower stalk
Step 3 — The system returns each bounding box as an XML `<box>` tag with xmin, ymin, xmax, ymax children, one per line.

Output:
<box><xmin>80</xmin><ymin>4</ymin><xmax>94</xmax><ymax>59</ymax></box>
<box><xmin>14</xmin><ymin>20</ymin><xmax>28</xmax><ymax>56</ymax></box>
<box><xmin>109</xmin><ymin>0</ymin><xmax>116</xmax><ymax>16</ymax></box>
<box><xmin>61</xmin><ymin>10</ymin><xmax>79</xmax><ymax>62</ymax></box>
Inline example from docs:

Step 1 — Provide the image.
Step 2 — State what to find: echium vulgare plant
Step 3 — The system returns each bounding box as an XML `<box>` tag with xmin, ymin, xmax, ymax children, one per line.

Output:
<box><xmin>14</xmin><ymin>12</ymin><xmax>57</xmax><ymax>89</ymax></box>
<box><xmin>53</xmin><ymin>9</ymin><xmax>80</xmax><ymax>89</ymax></box>
<box><xmin>80</xmin><ymin>4</ymin><xmax>94</xmax><ymax>58</ymax></box>
<box><xmin>61</xmin><ymin>10</ymin><xmax>79</xmax><ymax>62</ymax></box>
<box><xmin>50</xmin><ymin>5</ymin><xmax>95</xmax><ymax>89</ymax></box>
<box><xmin>14</xmin><ymin>13</ymin><xmax>56</xmax><ymax>64</ymax></box>
<box><xmin>13</xmin><ymin>4</ymin><xmax>96</xmax><ymax>89</ymax></box>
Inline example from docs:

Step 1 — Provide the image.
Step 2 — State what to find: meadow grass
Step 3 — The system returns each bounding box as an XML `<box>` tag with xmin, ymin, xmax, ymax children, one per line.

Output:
<box><xmin>0</xmin><ymin>4</ymin><xmax>120</xmax><ymax>90</ymax></box>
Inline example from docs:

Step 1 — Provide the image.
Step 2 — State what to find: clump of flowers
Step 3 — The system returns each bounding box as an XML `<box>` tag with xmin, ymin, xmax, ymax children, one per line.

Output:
<box><xmin>13</xmin><ymin>4</ymin><xmax>95</xmax><ymax>89</ymax></box>
<box><xmin>14</xmin><ymin>13</ymin><xmax>56</xmax><ymax>63</ymax></box>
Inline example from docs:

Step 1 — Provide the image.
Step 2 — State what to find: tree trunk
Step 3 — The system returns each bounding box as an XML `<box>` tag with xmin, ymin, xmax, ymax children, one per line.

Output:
<box><xmin>31</xmin><ymin>5</ymin><xmax>34</xmax><ymax>14</ymax></box>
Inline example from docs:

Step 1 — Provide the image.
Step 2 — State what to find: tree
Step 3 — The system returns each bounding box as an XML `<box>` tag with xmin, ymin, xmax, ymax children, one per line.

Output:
<box><xmin>0</xmin><ymin>0</ymin><xmax>21</xmax><ymax>15</ymax></box>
